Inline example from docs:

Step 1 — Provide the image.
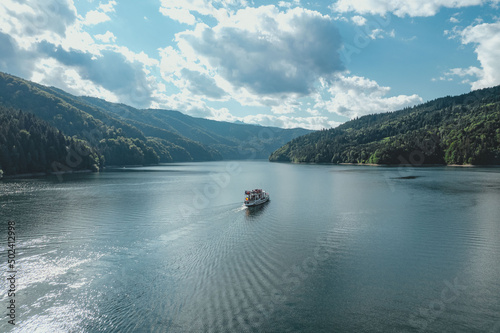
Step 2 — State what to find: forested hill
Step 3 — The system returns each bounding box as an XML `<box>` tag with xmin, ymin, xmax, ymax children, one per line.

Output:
<box><xmin>270</xmin><ymin>86</ymin><xmax>500</xmax><ymax>165</ymax></box>
<box><xmin>0</xmin><ymin>106</ymin><xmax>101</xmax><ymax>177</ymax></box>
<box><xmin>0</xmin><ymin>72</ymin><xmax>310</xmax><ymax>176</ymax></box>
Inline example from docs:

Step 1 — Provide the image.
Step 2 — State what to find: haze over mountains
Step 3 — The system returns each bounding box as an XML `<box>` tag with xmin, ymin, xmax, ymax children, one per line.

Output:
<box><xmin>0</xmin><ymin>72</ymin><xmax>310</xmax><ymax>176</ymax></box>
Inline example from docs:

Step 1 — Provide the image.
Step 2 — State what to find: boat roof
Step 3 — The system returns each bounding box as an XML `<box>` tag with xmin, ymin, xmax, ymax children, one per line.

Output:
<box><xmin>245</xmin><ymin>189</ymin><xmax>265</xmax><ymax>194</ymax></box>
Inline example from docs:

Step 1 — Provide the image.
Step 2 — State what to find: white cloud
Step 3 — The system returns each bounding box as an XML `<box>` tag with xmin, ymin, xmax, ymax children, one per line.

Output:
<box><xmin>0</xmin><ymin>0</ymin><xmax>162</xmax><ymax>109</ymax></box>
<box><xmin>83</xmin><ymin>1</ymin><xmax>117</xmax><ymax>26</ymax></box>
<box><xmin>94</xmin><ymin>31</ymin><xmax>116</xmax><ymax>43</ymax></box>
<box><xmin>159</xmin><ymin>45</ymin><xmax>226</xmax><ymax>99</ymax></box>
<box><xmin>152</xmin><ymin>90</ymin><xmax>336</xmax><ymax>130</ymax></box>
<box><xmin>31</xmin><ymin>57</ymin><xmax>119</xmax><ymax>103</ymax></box>
<box><xmin>99</xmin><ymin>1</ymin><xmax>117</xmax><ymax>13</ymax></box>
<box><xmin>433</xmin><ymin>66</ymin><xmax>483</xmax><ymax>84</ymax></box>
<box><xmin>0</xmin><ymin>31</ymin><xmax>38</xmax><ymax>78</ymax></box>
<box><xmin>161</xmin><ymin>7</ymin><xmax>197</xmax><ymax>25</ymax></box>
<box><xmin>83</xmin><ymin>10</ymin><xmax>111</xmax><ymax>25</ymax></box>
<box><xmin>159</xmin><ymin>0</ymin><xmax>248</xmax><ymax>25</ymax></box>
<box><xmin>206</xmin><ymin>107</ymin><xmax>238</xmax><ymax>122</ymax></box>
<box><xmin>35</xmin><ymin>42</ymin><xmax>158</xmax><ymax>108</ymax></box>
<box><xmin>306</xmin><ymin>107</ymin><xmax>321</xmax><ymax>116</ymax></box>
<box><xmin>460</xmin><ymin>21</ymin><xmax>500</xmax><ymax>89</ymax></box>
<box><xmin>278</xmin><ymin>1</ymin><xmax>293</xmax><ymax>8</ymax></box>
<box><xmin>0</xmin><ymin>0</ymin><xmax>78</xmax><ymax>48</ymax></box>
<box><xmin>448</xmin><ymin>21</ymin><xmax>500</xmax><ymax>89</ymax></box>
<box><xmin>175</xmin><ymin>6</ymin><xmax>343</xmax><ymax>98</ymax></box>
<box><xmin>351</xmin><ymin>15</ymin><xmax>367</xmax><ymax>26</ymax></box>
<box><xmin>331</xmin><ymin>0</ymin><xmax>498</xmax><ymax>17</ymax></box>
<box><xmin>153</xmin><ymin>90</ymin><xmax>230</xmax><ymax>119</ymax></box>
<box><xmin>370</xmin><ymin>28</ymin><xmax>384</xmax><ymax>39</ymax></box>
<box><xmin>180</xmin><ymin>68</ymin><xmax>228</xmax><ymax>99</ymax></box>
<box><xmin>449</xmin><ymin>66</ymin><xmax>483</xmax><ymax>77</ymax></box>
<box><xmin>158</xmin><ymin>5</ymin><xmax>346</xmax><ymax>121</ymax></box>
<box><xmin>317</xmin><ymin>73</ymin><xmax>423</xmax><ymax>118</ymax></box>
<box><xmin>369</xmin><ymin>28</ymin><xmax>396</xmax><ymax>39</ymax></box>
<box><xmin>241</xmin><ymin>114</ymin><xmax>341</xmax><ymax>130</ymax></box>
<box><xmin>269</xmin><ymin>99</ymin><xmax>302</xmax><ymax>115</ymax></box>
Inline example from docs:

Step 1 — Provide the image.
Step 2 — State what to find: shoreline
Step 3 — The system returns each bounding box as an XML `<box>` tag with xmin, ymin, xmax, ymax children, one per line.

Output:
<box><xmin>1</xmin><ymin>169</ymin><xmax>93</xmax><ymax>180</ymax></box>
<box><xmin>272</xmin><ymin>161</ymin><xmax>500</xmax><ymax>168</ymax></box>
<box><xmin>338</xmin><ymin>163</ymin><xmax>500</xmax><ymax>168</ymax></box>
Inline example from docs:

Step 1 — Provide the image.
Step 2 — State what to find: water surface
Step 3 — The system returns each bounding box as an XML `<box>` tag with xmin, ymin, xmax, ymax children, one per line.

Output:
<box><xmin>1</xmin><ymin>161</ymin><xmax>499</xmax><ymax>332</ymax></box>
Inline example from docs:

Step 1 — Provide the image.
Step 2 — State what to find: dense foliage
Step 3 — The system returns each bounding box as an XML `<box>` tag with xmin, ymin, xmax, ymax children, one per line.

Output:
<box><xmin>0</xmin><ymin>107</ymin><xmax>102</xmax><ymax>176</ymax></box>
<box><xmin>270</xmin><ymin>86</ymin><xmax>500</xmax><ymax>165</ymax></box>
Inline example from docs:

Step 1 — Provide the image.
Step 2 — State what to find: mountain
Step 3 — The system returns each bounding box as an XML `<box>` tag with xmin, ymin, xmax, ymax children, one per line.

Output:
<box><xmin>77</xmin><ymin>96</ymin><xmax>311</xmax><ymax>160</ymax></box>
<box><xmin>270</xmin><ymin>86</ymin><xmax>500</xmax><ymax>165</ymax></box>
<box><xmin>0</xmin><ymin>72</ymin><xmax>310</xmax><ymax>175</ymax></box>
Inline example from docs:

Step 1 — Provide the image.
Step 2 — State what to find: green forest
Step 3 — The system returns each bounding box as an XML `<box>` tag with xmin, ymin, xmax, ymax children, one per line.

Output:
<box><xmin>0</xmin><ymin>72</ymin><xmax>309</xmax><ymax>176</ymax></box>
<box><xmin>270</xmin><ymin>85</ymin><xmax>500</xmax><ymax>165</ymax></box>
<box><xmin>0</xmin><ymin>107</ymin><xmax>102</xmax><ymax>177</ymax></box>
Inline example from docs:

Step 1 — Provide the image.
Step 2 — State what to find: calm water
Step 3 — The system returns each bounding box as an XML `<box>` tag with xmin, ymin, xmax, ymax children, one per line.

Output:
<box><xmin>1</xmin><ymin>161</ymin><xmax>499</xmax><ymax>332</ymax></box>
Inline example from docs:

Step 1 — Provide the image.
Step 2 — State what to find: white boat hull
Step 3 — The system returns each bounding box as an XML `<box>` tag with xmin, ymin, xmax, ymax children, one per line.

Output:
<box><xmin>244</xmin><ymin>196</ymin><xmax>269</xmax><ymax>207</ymax></box>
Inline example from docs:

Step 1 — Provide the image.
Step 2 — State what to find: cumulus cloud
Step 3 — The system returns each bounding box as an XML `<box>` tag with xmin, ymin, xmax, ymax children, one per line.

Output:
<box><xmin>82</xmin><ymin>0</ymin><xmax>117</xmax><ymax>26</ymax></box>
<box><xmin>31</xmin><ymin>58</ymin><xmax>119</xmax><ymax>103</ymax></box>
<box><xmin>175</xmin><ymin>6</ymin><xmax>343</xmax><ymax>98</ymax></box>
<box><xmin>152</xmin><ymin>90</ymin><xmax>336</xmax><ymax>130</ymax></box>
<box><xmin>455</xmin><ymin>21</ymin><xmax>500</xmax><ymax>89</ymax></box>
<box><xmin>153</xmin><ymin>91</ymin><xmax>229</xmax><ymax>119</ymax></box>
<box><xmin>0</xmin><ymin>32</ymin><xmax>38</xmax><ymax>78</ymax></box>
<box><xmin>158</xmin><ymin>0</ymin><xmax>248</xmax><ymax>25</ymax></box>
<box><xmin>158</xmin><ymin>5</ymin><xmax>346</xmax><ymax>120</ymax></box>
<box><xmin>0</xmin><ymin>0</ymin><xmax>77</xmax><ymax>48</ymax></box>
<box><xmin>180</xmin><ymin>68</ymin><xmax>227</xmax><ymax>99</ymax></box>
<box><xmin>0</xmin><ymin>0</ymin><xmax>161</xmax><ymax>109</ymax></box>
<box><xmin>433</xmin><ymin>66</ymin><xmax>482</xmax><ymax>83</ymax></box>
<box><xmin>159</xmin><ymin>45</ymin><xmax>228</xmax><ymax>100</ymax></box>
<box><xmin>94</xmin><ymin>31</ymin><xmax>117</xmax><ymax>43</ymax></box>
<box><xmin>36</xmin><ymin>42</ymin><xmax>155</xmax><ymax>107</ymax></box>
<box><xmin>351</xmin><ymin>15</ymin><xmax>367</xmax><ymax>26</ymax></box>
<box><xmin>241</xmin><ymin>114</ymin><xmax>341</xmax><ymax>130</ymax></box>
<box><xmin>83</xmin><ymin>10</ymin><xmax>111</xmax><ymax>26</ymax></box>
<box><xmin>331</xmin><ymin>0</ymin><xmax>497</xmax><ymax>17</ymax></box>
<box><xmin>369</xmin><ymin>28</ymin><xmax>395</xmax><ymax>39</ymax></box>
<box><xmin>316</xmin><ymin>73</ymin><xmax>423</xmax><ymax>118</ymax></box>
<box><xmin>99</xmin><ymin>1</ymin><xmax>117</xmax><ymax>13</ymax></box>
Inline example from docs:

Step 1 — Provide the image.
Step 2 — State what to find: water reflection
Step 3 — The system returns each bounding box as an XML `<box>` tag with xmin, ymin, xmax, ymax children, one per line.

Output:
<box><xmin>244</xmin><ymin>201</ymin><xmax>270</xmax><ymax>219</ymax></box>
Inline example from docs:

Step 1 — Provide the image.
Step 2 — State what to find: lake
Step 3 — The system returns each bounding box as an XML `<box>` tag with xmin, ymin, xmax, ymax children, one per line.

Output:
<box><xmin>1</xmin><ymin>161</ymin><xmax>499</xmax><ymax>332</ymax></box>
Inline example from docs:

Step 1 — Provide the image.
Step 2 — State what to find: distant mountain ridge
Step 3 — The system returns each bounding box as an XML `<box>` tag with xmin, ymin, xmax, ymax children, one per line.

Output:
<box><xmin>270</xmin><ymin>86</ymin><xmax>500</xmax><ymax>165</ymax></box>
<box><xmin>0</xmin><ymin>71</ymin><xmax>311</xmax><ymax>175</ymax></box>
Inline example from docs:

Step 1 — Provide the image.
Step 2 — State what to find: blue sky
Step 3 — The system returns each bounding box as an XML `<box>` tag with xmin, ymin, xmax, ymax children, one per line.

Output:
<box><xmin>0</xmin><ymin>0</ymin><xmax>499</xmax><ymax>129</ymax></box>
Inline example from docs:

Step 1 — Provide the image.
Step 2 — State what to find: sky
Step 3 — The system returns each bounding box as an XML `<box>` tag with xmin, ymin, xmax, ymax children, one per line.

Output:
<box><xmin>0</xmin><ymin>0</ymin><xmax>499</xmax><ymax>130</ymax></box>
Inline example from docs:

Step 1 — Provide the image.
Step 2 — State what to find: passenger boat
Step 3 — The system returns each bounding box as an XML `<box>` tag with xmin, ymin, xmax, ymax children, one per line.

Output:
<box><xmin>244</xmin><ymin>189</ymin><xmax>270</xmax><ymax>207</ymax></box>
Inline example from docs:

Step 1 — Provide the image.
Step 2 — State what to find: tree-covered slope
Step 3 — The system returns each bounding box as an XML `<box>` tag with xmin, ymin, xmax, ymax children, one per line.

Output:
<box><xmin>0</xmin><ymin>72</ymin><xmax>221</xmax><ymax>164</ymax></box>
<box><xmin>270</xmin><ymin>86</ymin><xmax>500</xmax><ymax>165</ymax></box>
<box><xmin>0</xmin><ymin>107</ymin><xmax>102</xmax><ymax>177</ymax></box>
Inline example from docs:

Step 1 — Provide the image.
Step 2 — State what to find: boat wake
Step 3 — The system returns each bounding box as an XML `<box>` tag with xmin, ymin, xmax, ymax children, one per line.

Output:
<box><xmin>234</xmin><ymin>205</ymin><xmax>247</xmax><ymax>213</ymax></box>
